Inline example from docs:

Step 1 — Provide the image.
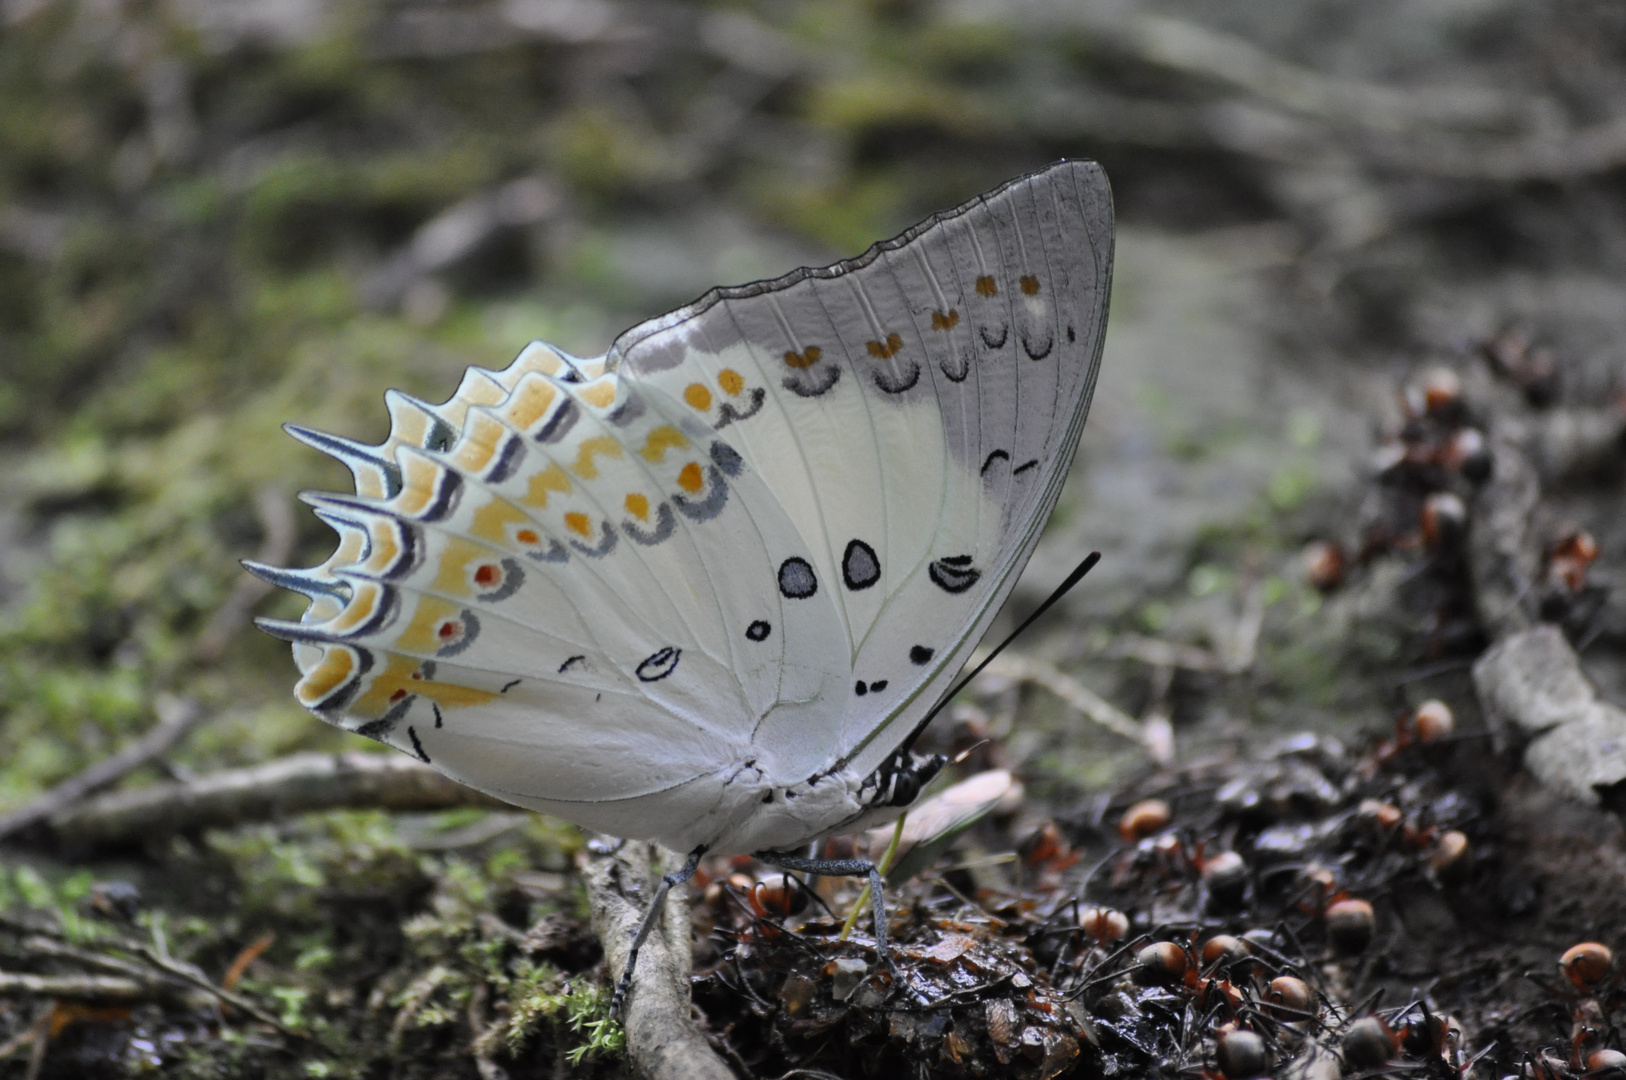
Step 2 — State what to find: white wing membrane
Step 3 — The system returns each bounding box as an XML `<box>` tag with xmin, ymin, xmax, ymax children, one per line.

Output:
<box><xmin>257</xmin><ymin>160</ymin><xmax>1112</xmax><ymax>852</ymax></box>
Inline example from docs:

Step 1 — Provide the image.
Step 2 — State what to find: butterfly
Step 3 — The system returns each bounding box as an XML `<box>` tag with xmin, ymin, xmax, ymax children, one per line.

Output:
<box><xmin>251</xmin><ymin>158</ymin><xmax>1113</xmax><ymax>1009</ymax></box>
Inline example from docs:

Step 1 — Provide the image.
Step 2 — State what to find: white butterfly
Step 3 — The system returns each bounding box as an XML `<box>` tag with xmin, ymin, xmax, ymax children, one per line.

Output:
<box><xmin>252</xmin><ymin>159</ymin><xmax>1112</xmax><ymax>1003</ymax></box>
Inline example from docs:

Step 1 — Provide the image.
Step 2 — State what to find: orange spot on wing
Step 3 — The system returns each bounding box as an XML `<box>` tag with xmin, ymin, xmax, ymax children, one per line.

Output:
<box><xmin>438</xmin><ymin>620</ymin><xmax>461</xmax><ymax>640</ymax></box>
<box><xmin>931</xmin><ymin>309</ymin><xmax>959</xmax><ymax>330</ymax></box>
<box><xmin>389</xmin><ymin>688</ymin><xmax>408</xmax><ymax>703</ymax></box>
<box><xmin>976</xmin><ymin>275</ymin><xmax>997</xmax><ymax>297</ymax></box>
<box><xmin>866</xmin><ymin>333</ymin><xmax>904</xmax><ymax>359</ymax></box>
<box><xmin>474</xmin><ymin>563</ymin><xmax>500</xmax><ymax>587</ymax></box>
<box><xmin>569</xmin><ymin>436</ymin><xmax>621</xmax><ymax>479</ymax></box>
<box><xmin>516</xmin><ymin>528</ymin><xmax>539</xmax><ymax>544</ymax></box>
<box><xmin>522</xmin><ymin>463</ymin><xmax>571</xmax><ymax>508</ymax></box>
<box><xmin>1020</xmin><ymin>275</ymin><xmax>1040</xmax><ymax>295</ymax></box>
<box><xmin>678</xmin><ymin>462</ymin><xmax>703</xmax><ymax>494</ymax></box>
<box><xmin>294</xmin><ymin>646</ymin><xmax>358</xmax><ymax>708</ymax></box>
<box><xmin>625</xmin><ymin>493</ymin><xmax>649</xmax><ymax>520</ymax></box>
<box><xmin>718</xmin><ymin>368</ymin><xmax>745</xmax><ymax>395</ymax></box>
<box><xmin>565</xmin><ymin>511</ymin><xmax>591</xmax><ymax>536</ymax></box>
<box><xmin>684</xmin><ymin>384</ymin><xmax>713</xmax><ymax>411</ymax></box>
<box><xmin>639</xmin><ymin>425</ymin><xmax>688</xmax><ymax>463</ymax></box>
<box><xmin>784</xmin><ymin>346</ymin><xmax>821</xmax><ymax>369</ymax></box>
<box><xmin>579</xmin><ymin>380</ymin><xmax>617</xmax><ymax>408</ymax></box>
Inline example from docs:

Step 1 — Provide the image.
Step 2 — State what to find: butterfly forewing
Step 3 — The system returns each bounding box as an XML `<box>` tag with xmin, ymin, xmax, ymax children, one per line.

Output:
<box><xmin>608</xmin><ymin>160</ymin><xmax>1112</xmax><ymax>777</ymax></box>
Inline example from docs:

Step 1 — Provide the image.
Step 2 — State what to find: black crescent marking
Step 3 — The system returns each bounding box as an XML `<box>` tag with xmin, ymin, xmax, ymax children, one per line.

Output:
<box><xmin>672</xmin><ymin>465</ymin><xmax>729</xmax><ymax>522</ymax></box>
<box><xmin>308</xmin><ymin>647</ymin><xmax>373</xmax><ymax>716</ymax></box>
<box><xmin>606</xmin><ymin>392</ymin><xmax>645</xmax><ymax>427</ymax></box>
<box><xmin>418</xmin><ymin>468</ymin><xmax>463</xmax><ymax>522</ymax></box>
<box><xmin>710</xmin><ymin>441</ymin><xmax>744</xmax><ymax>477</ymax></box>
<box><xmin>1021</xmin><ymin>332</ymin><xmax>1054</xmax><ymax>361</ymax></box>
<box><xmin>418</xmin><ymin>661</ymin><xmax>436</xmax><ymax>680</ymax></box>
<box><xmin>474</xmin><ymin>557</ymin><xmax>525</xmax><ymax>602</ymax></box>
<box><xmin>486</xmin><ymin>435</ymin><xmax>526</xmax><ymax>484</ymax></box>
<box><xmin>778</xmin><ymin>557</ymin><xmax>818</xmax><ymax>599</ymax></box>
<box><xmin>424</xmin><ymin>417</ymin><xmax>457</xmax><ymax>453</ymax></box>
<box><xmin>523</xmin><ymin>536</ymin><xmax>569</xmax><ymax>564</ymax></box>
<box><xmin>783</xmin><ymin>364</ymin><xmax>840</xmax><ymax>398</ymax></box>
<box><xmin>929</xmin><ymin>557</ymin><xmax>981</xmax><ymax>594</ymax></box>
<box><xmin>434</xmin><ymin>610</ymin><xmax>481</xmax><ymax>657</ymax></box>
<box><xmin>623</xmin><ymin>502</ymin><xmax>677</xmax><ymax>546</ymax></box>
<box><xmin>746</xmin><ymin>620</ymin><xmax>771</xmax><ymax>642</ymax></box>
<box><xmin>910</xmin><ymin>645</ymin><xmax>934</xmax><ymax>665</ymax></box>
<box><xmin>872</xmin><ymin>360</ymin><xmax>921</xmax><ymax>395</ymax></box>
<box><xmin>940</xmin><ymin>350</ymin><xmax>970</xmax><ymax>383</ymax></box>
<box><xmin>568</xmin><ymin>521</ymin><xmax>619</xmax><ymax>558</ymax></box>
<box><xmin>432</xmin><ymin>702</ymin><xmax>443</xmax><ymax>729</ymax></box>
<box><xmin>535</xmin><ymin>399</ymin><xmax>579</xmax><ymax>443</ymax></box>
<box><xmin>842</xmin><ymin>539</ymin><xmax>881</xmax><ymax>590</ymax></box>
<box><xmin>559</xmin><ymin>654</ymin><xmax>586</xmax><ymax>673</ymax></box>
<box><xmin>979</xmin><ymin>324</ymin><xmax>1008</xmax><ymax>350</ymax></box>
<box><xmin>716</xmin><ymin>387</ymin><xmax>766</xmax><ymax>428</ymax></box>
<box><xmin>636</xmin><ymin>647</ymin><xmax>681</xmax><ymax>682</ymax></box>
<box><xmin>500</xmin><ymin>679</ymin><xmax>521</xmax><ymax>692</ymax></box>
<box><xmin>980</xmin><ymin>449</ymin><xmax>1010</xmax><ymax>475</ymax></box>
<box><xmin>407</xmin><ymin>726</ymin><xmax>430</xmax><ymax>762</ymax></box>
<box><xmin>1013</xmin><ymin>459</ymin><xmax>1039</xmax><ymax>475</ymax></box>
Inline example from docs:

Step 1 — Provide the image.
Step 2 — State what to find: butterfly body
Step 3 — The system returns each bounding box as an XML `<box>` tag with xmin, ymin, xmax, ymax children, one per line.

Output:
<box><xmin>254</xmin><ymin>159</ymin><xmax>1113</xmax><ymax>858</ymax></box>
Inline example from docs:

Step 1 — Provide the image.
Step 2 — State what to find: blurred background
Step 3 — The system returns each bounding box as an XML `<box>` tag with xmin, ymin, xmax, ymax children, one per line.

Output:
<box><xmin>1</xmin><ymin>0</ymin><xmax>1625</xmax><ymax>1071</ymax></box>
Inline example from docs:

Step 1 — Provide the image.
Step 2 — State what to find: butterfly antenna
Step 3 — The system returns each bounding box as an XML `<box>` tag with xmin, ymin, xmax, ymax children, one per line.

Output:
<box><xmin>902</xmin><ymin>551</ymin><xmax>1101</xmax><ymax>751</ymax></box>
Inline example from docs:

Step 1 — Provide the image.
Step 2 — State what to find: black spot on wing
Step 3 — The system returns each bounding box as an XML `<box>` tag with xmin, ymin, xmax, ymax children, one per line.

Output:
<box><xmin>783</xmin><ymin>364</ymin><xmax>840</xmax><ymax>398</ymax></box>
<box><xmin>855</xmin><ymin>681</ymin><xmax>867</xmax><ymax>696</ymax></box>
<box><xmin>870</xmin><ymin>679</ymin><xmax>888</xmax><ymax>692</ymax></box>
<box><xmin>872</xmin><ymin>360</ymin><xmax>920</xmax><ymax>395</ymax></box>
<box><xmin>1013</xmin><ymin>459</ymin><xmax>1039</xmax><ymax>476</ymax></box>
<box><xmin>636</xmin><ymin>647</ymin><xmax>681</xmax><ymax>682</ymax></box>
<box><xmin>842</xmin><ymin>539</ymin><xmax>880</xmax><ymax>590</ymax></box>
<box><xmin>746</xmin><ymin>620</ymin><xmax>771</xmax><ymax>642</ymax></box>
<box><xmin>535</xmin><ymin>399</ymin><xmax>579</xmax><ymax>443</ymax></box>
<box><xmin>407</xmin><ymin>725</ymin><xmax>430</xmax><ymax>762</ymax></box>
<box><xmin>716</xmin><ymin>387</ymin><xmax>766</xmax><ymax>428</ymax></box>
<box><xmin>1067</xmin><ymin>325</ymin><xmax>1076</xmax><ymax>343</ymax></box>
<box><xmin>432</xmin><ymin>702</ymin><xmax>443</xmax><ymax>729</ymax></box>
<box><xmin>910</xmin><ymin>645</ymin><xmax>934</xmax><ymax>665</ymax></box>
<box><xmin>778</xmin><ymin>557</ymin><xmax>818</xmax><ymax>599</ymax></box>
<box><xmin>710</xmin><ymin>441</ymin><xmax>744</xmax><ymax>477</ymax></box>
<box><xmin>929</xmin><ymin>556</ymin><xmax>981</xmax><ymax>595</ymax></box>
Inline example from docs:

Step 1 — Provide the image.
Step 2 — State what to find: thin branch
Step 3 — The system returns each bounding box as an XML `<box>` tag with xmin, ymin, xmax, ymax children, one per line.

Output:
<box><xmin>0</xmin><ymin>972</ymin><xmax>151</xmax><ymax>1002</ymax></box>
<box><xmin>0</xmin><ymin>696</ymin><xmax>205</xmax><ymax>841</ymax></box>
<box><xmin>46</xmin><ymin>751</ymin><xmax>509</xmax><ymax>847</ymax></box>
<box><xmin>977</xmin><ymin>654</ymin><xmax>1145</xmax><ymax>744</ymax></box>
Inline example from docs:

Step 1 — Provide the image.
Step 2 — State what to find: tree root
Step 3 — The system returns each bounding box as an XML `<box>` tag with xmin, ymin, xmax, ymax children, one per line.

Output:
<box><xmin>580</xmin><ymin>842</ymin><xmax>734</xmax><ymax>1080</ymax></box>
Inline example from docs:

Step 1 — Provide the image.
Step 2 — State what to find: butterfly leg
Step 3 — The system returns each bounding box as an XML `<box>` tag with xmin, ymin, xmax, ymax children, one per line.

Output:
<box><xmin>751</xmin><ymin>851</ymin><xmax>889</xmax><ymax>961</ymax></box>
<box><xmin>609</xmin><ymin>845</ymin><xmax>706</xmax><ymax>1021</ymax></box>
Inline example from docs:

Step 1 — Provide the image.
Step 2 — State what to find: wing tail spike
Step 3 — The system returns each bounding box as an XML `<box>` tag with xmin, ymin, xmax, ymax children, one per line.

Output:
<box><xmin>241</xmin><ymin>559</ymin><xmax>348</xmax><ymax>600</ymax></box>
<box><xmin>254</xmin><ymin>615</ymin><xmax>335</xmax><ymax>645</ymax></box>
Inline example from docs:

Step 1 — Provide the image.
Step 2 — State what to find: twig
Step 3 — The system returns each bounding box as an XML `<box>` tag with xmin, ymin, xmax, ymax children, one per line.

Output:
<box><xmin>46</xmin><ymin>751</ymin><xmax>510</xmax><ymax>847</ymax></box>
<box><xmin>128</xmin><ymin>943</ymin><xmax>296</xmax><ymax>1035</ymax></box>
<box><xmin>0</xmin><ymin>696</ymin><xmax>205</xmax><ymax>841</ymax></box>
<box><xmin>976</xmin><ymin>654</ymin><xmax>1144</xmax><ymax>744</ymax></box>
<box><xmin>0</xmin><ymin>972</ymin><xmax>151</xmax><ymax>1002</ymax></box>
<box><xmin>580</xmin><ymin>842</ymin><xmax>734</xmax><ymax>1080</ymax></box>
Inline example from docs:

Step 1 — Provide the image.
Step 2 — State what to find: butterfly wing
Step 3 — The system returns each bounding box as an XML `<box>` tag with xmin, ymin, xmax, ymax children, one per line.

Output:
<box><xmin>254</xmin><ymin>347</ymin><xmax>854</xmax><ymax>848</ymax></box>
<box><xmin>607</xmin><ymin>159</ymin><xmax>1113</xmax><ymax>779</ymax></box>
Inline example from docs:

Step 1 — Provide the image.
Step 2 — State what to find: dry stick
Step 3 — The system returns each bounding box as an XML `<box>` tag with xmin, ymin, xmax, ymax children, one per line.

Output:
<box><xmin>0</xmin><ymin>972</ymin><xmax>152</xmax><ymax>1002</ymax></box>
<box><xmin>0</xmin><ymin>485</ymin><xmax>297</xmax><ymax>841</ymax></box>
<box><xmin>0</xmin><ymin>696</ymin><xmax>205</xmax><ymax>840</ymax></box>
<box><xmin>581</xmin><ymin>843</ymin><xmax>734</xmax><ymax>1080</ymax></box>
<box><xmin>48</xmin><ymin>751</ymin><xmax>510</xmax><ymax>847</ymax></box>
<box><xmin>976</xmin><ymin>654</ymin><xmax>1144</xmax><ymax>744</ymax></box>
